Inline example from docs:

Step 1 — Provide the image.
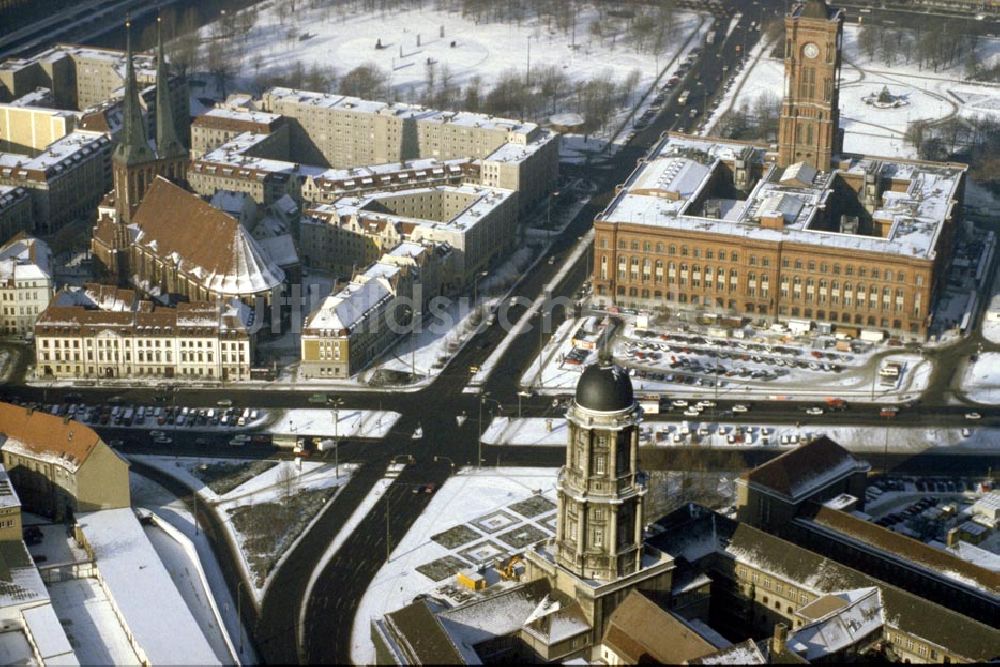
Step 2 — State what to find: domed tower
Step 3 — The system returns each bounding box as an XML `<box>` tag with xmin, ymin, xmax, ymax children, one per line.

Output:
<box><xmin>555</xmin><ymin>361</ymin><xmax>646</xmax><ymax>581</ymax></box>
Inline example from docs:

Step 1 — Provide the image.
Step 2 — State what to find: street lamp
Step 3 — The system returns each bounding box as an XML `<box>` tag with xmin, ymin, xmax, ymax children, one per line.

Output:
<box><xmin>479</xmin><ymin>396</ymin><xmax>503</xmax><ymax>470</ymax></box>
<box><xmin>236</xmin><ymin>579</ymin><xmax>246</xmax><ymax>657</ymax></box>
<box><xmin>517</xmin><ymin>390</ymin><xmax>532</xmax><ymax>418</ymax></box>
<box><xmin>473</xmin><ymin>270</ymin><xmax>489</xmax><ymax>309</ymax></box>
<box><xmin>434</xmin><ymin>455</ymin><xmax>456</xmax><ymax>471</ymax></box>
<box><xmin>328</xmin><ymin>397</ymin><xmax>345</xmax><ymax>478</ymax></box>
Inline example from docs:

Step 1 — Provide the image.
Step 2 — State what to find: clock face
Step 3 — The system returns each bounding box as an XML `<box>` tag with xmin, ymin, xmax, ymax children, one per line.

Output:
<box><xmin>803</xmin><ymin>42</ymin><xmax>820</xmax><ymax>59</ymax></box>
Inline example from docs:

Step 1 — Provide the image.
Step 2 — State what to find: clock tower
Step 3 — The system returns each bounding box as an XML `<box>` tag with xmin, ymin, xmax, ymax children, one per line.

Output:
<box><xmin>777</xmin><ymin>0</ymin><xmax>844</xmax><ymax>170</ymax></box>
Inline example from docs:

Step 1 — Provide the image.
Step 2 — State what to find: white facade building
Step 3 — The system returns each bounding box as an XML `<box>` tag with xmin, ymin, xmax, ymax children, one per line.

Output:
<box><xmin>0</xmin><ymin>234</ymin><xmax>53</xmax><ymax>337</ymax></box>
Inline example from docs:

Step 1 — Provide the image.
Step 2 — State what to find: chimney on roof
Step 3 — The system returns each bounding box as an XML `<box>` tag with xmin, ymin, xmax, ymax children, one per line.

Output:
<box><xmin>946</xmin><ymin>527</ymin><xmax>960</xmax><ymax>548</ymax></box>
<box><xmin>25</xmin><ymin>406</ymin><xmax>33</xmax><ymax>416</ymax></box>
<box><xmin>63</xmin><ymin>415</ymin><xmax>71</xmax><ymax>425</ymax></box>
<box><xmin>772</xmin><ymin>623</ymin><xmax>788</xmax><ymax>656</ymax></box>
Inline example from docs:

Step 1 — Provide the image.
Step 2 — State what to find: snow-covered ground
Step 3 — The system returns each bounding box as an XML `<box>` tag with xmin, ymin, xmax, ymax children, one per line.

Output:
<box><xmin>200</xmin><ymin>1</ymin><xmax>704</xmax><ymax>120</ymax></box>
<box><xmin>129</xmin><ymin>472</ymin><xmax>257</xmax><ymax>665</ymax></box>
<box><xmin>984</xmin><ymin>319</ymin><xmax>1000</xmax><ymax>344</ymax></box>
<box><xmin>482</xmin><ymin>416</ymin><xmax>567</xmax><ymax>447</ymax></box>
<box><xmin>960</xmin><ymin>352</ymin><xmax>1000</xmax><ymax>404</ymax></box>
<box><xmin>481</xmin><ymin>415</ymin><xmax>999</xmax><ymax>453</ymax></box>
<box><xmin>266</xmin><ymin>408</ymin><xmax>399</xmax><ymax>439</ymax></box>
<box><xmin>131</xmin><ymin>455</ymin><xmax>356</xmax><ymax>604</ymax></box>
<box><xmin>712</xmin><ymin>23</ymin><xmax>1000</xmax><ymax>159</ymax></box>
<box><xmin>350</xmin><ymin>467</ymin><xmax>558</xmax><ymax>665</ymax></box>
<box><xmin>522</xmin><ymin>315</ymin><xmax>932</xmax><ymax>403</ymax></box>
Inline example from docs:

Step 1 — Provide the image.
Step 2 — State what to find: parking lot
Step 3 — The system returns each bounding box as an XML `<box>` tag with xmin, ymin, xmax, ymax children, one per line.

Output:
<box><xmin>3</xmin><ymin>396</ymin><xmax>266</xmax><ymax>433</ymax></box>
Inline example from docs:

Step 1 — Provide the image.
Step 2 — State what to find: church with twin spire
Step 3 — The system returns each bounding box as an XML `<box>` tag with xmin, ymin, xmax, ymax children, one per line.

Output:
<box><xmin>92</xmin><ymin>16</ymin><xmax>191</xmax><ymax>283</ymax></box>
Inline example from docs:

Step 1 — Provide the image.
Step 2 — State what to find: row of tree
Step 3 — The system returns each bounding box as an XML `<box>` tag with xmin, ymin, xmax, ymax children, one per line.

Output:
<box><xmin>856</xmin><ymin>18</ymin><xmax>991</xmax><ymax>78</ymax></box>
<box><xmin>906</xmin><ymin>114</ymin><xmax>1000</xmax><ymax>190</ymax></box>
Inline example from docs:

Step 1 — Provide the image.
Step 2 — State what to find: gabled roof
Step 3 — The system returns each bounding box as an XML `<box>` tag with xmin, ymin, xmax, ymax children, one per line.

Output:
<box><xmin>650</xmin><ymin>506</ymin><xmax>1000</xmax><ymax>662</ymax></box>
<box><xmin>0</xmin><ymin>402</ymin><xmax>102</xmax><ymax>472</ymax></box>
<box><xmin>787</xmin><ymin>587</ymin><xmax>884</xmax><ymax>660</ymax></box>
<box><xmin>382</xmin><ymin>599</ymin><xmax>464</xmax><ymax>664</ymax></box>
<box><xmin>800</xmin><ymin>504</ymin><xmax>1000</xmax><ymax>596</ymax></box>
<box><xmin>690</xmin><ymin>639</ymin><xmax>767</xmax><ymax>664</ymax></box>
<box><xmin>132</xmin><ymin>177</ymin><xmax>284</xmax><ymax>296</ymax></box>
<box><xmin>603</xmin><ymin>590</ymin><xmax>716</xmax><ymax>664</ymax></box>
<box><xmin>741</xmin><ymin>436</ymin><xmax>868</xmax><ymax>501</ymax></box>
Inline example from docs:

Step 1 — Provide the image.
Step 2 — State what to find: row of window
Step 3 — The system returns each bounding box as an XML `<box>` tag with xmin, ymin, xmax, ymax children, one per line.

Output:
<box><xmin>601</xmin><ymin>239</ymin><xmax>923</xmax><ymax>284</ymax></box>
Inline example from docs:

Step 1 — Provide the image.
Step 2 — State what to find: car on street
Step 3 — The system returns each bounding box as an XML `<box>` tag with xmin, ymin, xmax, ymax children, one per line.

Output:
<box><xmin>805</xmin><ymin>407</ymin><xmax>824</xmax><ymax>416</ymax></box>
<box><xmin>965</xmin><ymin>412</ymin><xmax>982</xmax><ymax>420</ymax></box>
<box><xmin>732</xmin><ymin>404</ymin><xmax>749</xmax><ymax>413</ymax></box>
<box><xmin>153</xmin><ymin>436</ymin><xmax>172</xmax><ymax>445</ymax></box>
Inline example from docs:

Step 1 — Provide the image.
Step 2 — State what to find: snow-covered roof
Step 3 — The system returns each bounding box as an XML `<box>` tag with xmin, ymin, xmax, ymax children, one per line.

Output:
<box><xmin>0</xmin><ymin>466</ymin><xmax>19</xmax><ymax>510</ymax></box>
<box><xmin>52</xmin><ymin>283</ymin><xmax>136</xmax><ymax>311</ymax></box>
<box><xmin>0</xmin><ymin>402</ymin><xmax>103</xmax><ymax>474</ymax></box>
<box><xmin>133</xmin><ymin>177</ymin><xmax>284</xmax><ymax>297</ymax></box>
<box><xmin>0</xmin><ymin>233</ymin><xmax>52</xmax><ymax>283</ymax></box>
<box><xmin>76</xmin><ymin>509</ymin><xmax>219</xmax><ymax>666</ymax></box>
<box><xmin>788</xmin><ymin>587</ymin><xmax>884</xmax><ymax>660</ymax></box>
<box><xmin>649</xmin><ymin>506</ymin><xmax>1000</xmax><ymax>662</ymax></box>
<box><xmin>690</xmin><ymin>640</ymin><xmax>766</xmax><ymax>664</ymax></box>
<box><xmin>258</xmin><ymin>233</ymin><xmax>299</xmax><ymax>268</ymax></box>
<box><xmin>21</xmin><ymin>605</ymin><xmax>78</xmax><ymax>665</ymax></box>
<box><xmin>929</xmin><ymin>538</ymin><xmax>1000</xmax><ymax>572</ymax></box>
<box><xmin>332</xmin><ymin>185</ymin><xmax>513</xmax><ymax>237</ymax></box>
<box><xmin>599</xmin><ymin>134</ymin><xmax>964</xmax><ymax>260</ymax></box>
<box><xmin>741</xmin><ymin>436</ymin><xmax>868</xmax><ymax>501</ymax></box>
<box><xmin>483</xmin><ymin>129</ymin><xmax>557</xmax><ymax>164</ymax></box>
<box><xmin>264</xmin><ymin>87</ymin><xmax>538</xmax><ymax>136</ymax></box>
<box><xmin>0</xmin><ymin>131</ymin><xmax>109</xmax><ymax>176</ymax></box>
<box><xmin>209</xmin><ymin>189</ymin><xmax>257</xmax><ymax>223</ymax></box>
<box><xmin>304</xmin><ymin>276</ymin><xmax>394</xmax><ymax>333</ymax></box>
<box><xmin>0</xmin><ymin>539</ymin><xmax>48</xmax><ymax>609</ymax></box>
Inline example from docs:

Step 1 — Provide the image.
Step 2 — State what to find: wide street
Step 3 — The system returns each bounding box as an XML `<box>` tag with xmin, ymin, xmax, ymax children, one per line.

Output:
<box><xmin>1</xmin><ymin>0</ymin><xmax>997</xmax><ymax>664</ymax></box>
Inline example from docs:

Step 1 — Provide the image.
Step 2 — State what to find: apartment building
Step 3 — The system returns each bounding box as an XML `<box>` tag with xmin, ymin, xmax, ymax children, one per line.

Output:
<box><xmin>187</xmin><ymin>130</ymin><xmax>304</xmax><ymax>206</ymax></box>
<box><xmin>0</xmin><ymin>102</ymin><xmax>79</xmax><ymax>154</ymax></box>
<box><xmin>0</xmin><ymin>130</ymin><xmax>112</xmax><ymax>232</ymax></box>
<box><xmin>190</xmin><ymin>107</ymin><xmax>287</xmax><ymax>159</ymax></box>
<box><xmin>0</xmin><ymin>402</ymin><xmax>130</xmax><ymax>520</ymax></box>
<box><xmin>300</xmin><ymin>261</ymin><xmax>412</xmax><ymax>378</ymax></box>
<box><xmin>34</xmin><ymin>286</ymin><xmax>253</xmax><ymax>382</ymax></box>
<box><xmin>0</xmin><ymin>233</ymin><xmax>53</xmax><ymax>336</ymax></box>
<box><xmin>0</xmin><ymin>44</ymin><xmax>189</xmax><ymax>142</ymax></box>
<box><xmin>304</xmin><ymin>185</ymin><xmax>516</xmax><ymax>290</ymax></box>
<box><xmin>300</xmin><ymin>241</ymin><xmax>445</xmax><ymax>378</ymax></box>
<box><xmin>0</xmin><ymin>185</ymin><xmax>32</xmax><ymax>241</ymax></box>
<box><xmin>260</xmin><ymin>87</ymin><xmax>559</xmax><ymax>211</ymax></box>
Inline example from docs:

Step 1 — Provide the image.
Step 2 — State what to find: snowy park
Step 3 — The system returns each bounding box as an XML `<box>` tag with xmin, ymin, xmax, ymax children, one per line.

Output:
<box><xmin>709</xmin><ymin>23</ymin><xmax>1000</xmax><ymax>161</ymax></box>
<box><xmin>960</xmin><ymin>352</ymin><xmax>1000</xmax><ymax>404</ymax></box>
<box><xmin>349</xmin><ymin>467</ymin><xmax>558</xmax><ymax>665</ymax></box>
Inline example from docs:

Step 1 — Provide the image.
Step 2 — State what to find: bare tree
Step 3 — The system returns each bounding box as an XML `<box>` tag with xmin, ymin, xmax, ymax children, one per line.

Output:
<box><xmin>276</xmin><ymin>464</ymin><xmax>298</xmax><ymax>500</ymax></box>
<box><xmin>206</xmin><ymin>39</ymin><xmax>235</xmax><ymax>99</ymax></box>
<box><xmin>166</xmin><ymin>7</ymin><xmax>201</xmax><ymax>77</ymax></box>
<box><xmin>339</xmin><ymin>63</ymin><xmax>388</xmax><ymax>98</ymax></box>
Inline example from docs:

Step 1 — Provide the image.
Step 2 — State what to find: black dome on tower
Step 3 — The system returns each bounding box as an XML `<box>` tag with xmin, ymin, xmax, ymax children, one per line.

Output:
<box><xmin>575</xmin><ymin>362</ymin><xmax>634</xmax><ymax>412</ymax></box>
